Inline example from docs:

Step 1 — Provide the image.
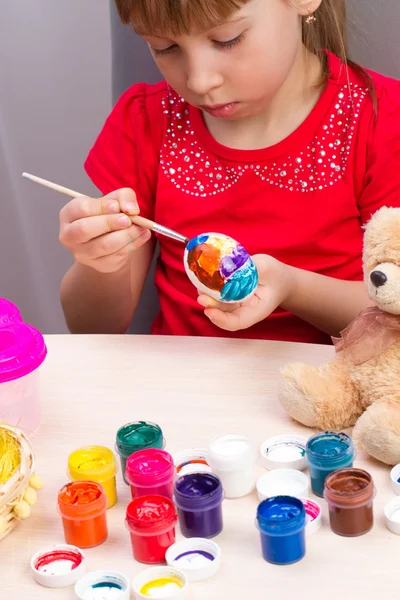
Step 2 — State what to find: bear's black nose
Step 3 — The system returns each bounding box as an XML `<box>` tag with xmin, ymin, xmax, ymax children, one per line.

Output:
<box><xmin>370</xmin><ymin>270</ymin><xmax>387</xmax><ymax>288</ymax></box>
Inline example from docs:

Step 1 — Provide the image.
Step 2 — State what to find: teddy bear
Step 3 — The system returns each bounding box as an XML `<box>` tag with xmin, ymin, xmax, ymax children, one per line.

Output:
<box><xmin>278</xmin><ymin>206</ymin><xmax>400</xmax><ymax>465</ymax></box>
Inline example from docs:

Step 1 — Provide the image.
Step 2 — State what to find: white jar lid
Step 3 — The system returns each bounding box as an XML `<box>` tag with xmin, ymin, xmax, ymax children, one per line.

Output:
<box><xmin>207</xmin><ymin>434</ymin><xmax>257</xmax><ymax>471</ymax></box>
<box><xmin>173</xmin><ymin>448</ymin><xmax>212</xmax><ymax>477</ymax></box>
<box><xmin>390</xmin><ymin>464</ymin><xmax>400</xmax><ymax>495</ymax></box>
<box><xmin>165</xmin><ymin>538</ymin><xmax>220</xmax><ymax>582</ymax></box>
<box><xmin>30</xmin><ymin>544</ymin><xmax>85</xmax><ymax>588</ymax></box>
<box><xmin>384</xmin><ymin>497</ymin><xmax>400</xmax><ymax>535</ymax></box>
<box><xmin>132</xmin><ymin>566</ymin><xmax>188</xmax><ymax>600</ymax></box>
<box><xmin>75</xmin><ymin>570</ymin><xmax>130</xmax><ymax>600</ymax></box>
<box><xmin>260</xmin><ymin>434</ymin><xmax>307</xmax><ymax>471</ymax></box>
<box><xmin>256</xmin><ymin>468</ymin><xmax>310</xmax><ymax>502</ymax></box>
<box><xmin>299</xmin><ymin>497</ymin><xmax>322</xmax><ymax>535</ymax></box>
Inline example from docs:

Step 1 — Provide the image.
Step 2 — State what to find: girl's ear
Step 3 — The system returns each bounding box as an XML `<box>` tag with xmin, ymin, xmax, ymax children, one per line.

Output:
<box><xmin>290</xmin><ymin>0</ymin><xmax>323</xmax><ymax>17</ymax></box>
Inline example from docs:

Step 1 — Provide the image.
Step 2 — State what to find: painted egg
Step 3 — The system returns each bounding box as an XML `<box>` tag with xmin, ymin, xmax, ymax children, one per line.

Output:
<box><xmin>184</xmin><ymin>232</ymin><xmax>258</xmax><ymax>303</ymax></box>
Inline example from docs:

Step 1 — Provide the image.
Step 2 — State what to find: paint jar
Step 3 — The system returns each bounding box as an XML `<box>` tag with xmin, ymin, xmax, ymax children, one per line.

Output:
<box><xmin>115</xmin><ymin>421</ymin><xmax>165</xmax><ymax>485</ymax></box>
<box><xmin>67</xmin><ymin>446</ymin><xmax>118</xmax><ymax>509</ymax></box>
<box><xmin>125</xmin><ymin>495</ymin><xmax>178</xmax><ymax>564</ymax></box>
<box><xmin>256</xmin><ymin>496</ymin><xmax>306</xmax><ymax>565</ymax></box>
<box><xmin>57</xmin><ymin>481</ymin><xmax>108</xmax><ymax>549</ymax></box>
<box><xmin>126</xmin><ymin>448</ymin><xmax>175</xmax><ymax>500</ymax></box>
<box><xmin>132</xmin><ymin>566</ymin><xmax>188</xmax><ymax>600</ymax></box>
<box><xmin>306</xmin><ymin>431</ymin><xmax>354</xmax><ymax>497</ymax></box>
<box><xmin>75</xmin><ymin>570</ymin><xmax>130</xmax><ymax>600</ymax></box>
<box><xmin>174</xmin><ymin>473</ymin><xmax>224</xmax><ymax>539</ymax></box>
<box><xmin>324</xmin><ymin>468</ymin><xmax>375</xmax><ymax>537</ymax></box>
<box><xmin>207</xmin><ymin>434</ymin><xmax>257</xmax><ymax>498</ymax></box>
<box><xmin>0</xmin><ymin>298</ymin><xmax>47</xmax><ymax>436</ymax></box>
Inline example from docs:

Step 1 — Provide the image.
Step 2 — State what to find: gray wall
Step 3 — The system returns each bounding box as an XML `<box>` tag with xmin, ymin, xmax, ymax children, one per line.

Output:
<box><xmin>348</xmin><ymin>0</ymin><xmax>400</xmax><ymax>78</ymax></box>
<box><xmin>0</xmin><ymin>0</ymin><xmax>111</xmax><ymax>332</ymax></box>
<box><xmin>1</xmin><ymin>0</ymin><xmax>399</xmax><ymax>333</ymax></box>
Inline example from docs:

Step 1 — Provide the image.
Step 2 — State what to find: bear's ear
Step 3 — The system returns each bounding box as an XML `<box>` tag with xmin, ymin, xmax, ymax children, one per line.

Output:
<box><xmin>363</xmin><ymin>206</ymin><xmax>400</xmax><ymax>272</ymax></box>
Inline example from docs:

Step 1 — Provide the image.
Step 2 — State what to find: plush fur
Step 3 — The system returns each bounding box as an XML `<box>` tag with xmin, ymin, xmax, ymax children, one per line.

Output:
<box><xmin>279</xmin><ymin>207</ymin><xmax>400</xmax><ymax>465</ymax></box>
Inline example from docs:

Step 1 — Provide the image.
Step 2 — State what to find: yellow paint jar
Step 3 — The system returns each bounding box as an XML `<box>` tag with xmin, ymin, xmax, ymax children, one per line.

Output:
<box><xmin>67</xmin><ymin>446</ymin><xmax>118</xmax><ymax>508</ymax></box>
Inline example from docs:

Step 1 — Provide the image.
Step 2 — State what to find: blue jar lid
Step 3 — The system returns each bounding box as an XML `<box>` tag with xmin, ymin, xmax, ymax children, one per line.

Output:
<box><xmin>256</xmin><ymin>496</ymin><xmax>306</xmax><ymax>535</ymax></box>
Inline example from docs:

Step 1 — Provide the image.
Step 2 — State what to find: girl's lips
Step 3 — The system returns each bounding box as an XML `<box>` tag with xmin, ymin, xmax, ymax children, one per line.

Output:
<box><xmin>200</xmin><ymin>102</ymin><xmax>239</xmax><ymax>118</ymax></box>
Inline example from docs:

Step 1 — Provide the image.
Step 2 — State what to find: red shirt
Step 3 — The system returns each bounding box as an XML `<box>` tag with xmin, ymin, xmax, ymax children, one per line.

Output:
<box><xmin>85</xmin><ymin>53</ymin><xmax>400</xmax><ymax>344</ymax></box>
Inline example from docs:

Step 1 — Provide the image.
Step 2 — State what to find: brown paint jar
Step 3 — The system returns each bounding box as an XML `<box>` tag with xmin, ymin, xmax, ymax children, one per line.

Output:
<box><xmin>324</xmin><ymin>468</ymin><xmax>374</xmax><ymax>537</ymax></box>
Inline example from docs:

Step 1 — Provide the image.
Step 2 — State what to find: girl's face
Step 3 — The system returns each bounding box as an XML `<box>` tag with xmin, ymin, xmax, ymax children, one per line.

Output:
<box><xmin>142</xmin><ymin>0</ymin><xmax>306</xmax><ymax>120</ymax></box>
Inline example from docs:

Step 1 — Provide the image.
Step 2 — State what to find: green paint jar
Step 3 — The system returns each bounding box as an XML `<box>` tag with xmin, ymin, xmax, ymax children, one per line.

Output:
<box><xmin>115</xmin><ymin>421</ymin><xmax>165</xmax><ymax>484</ymax></box>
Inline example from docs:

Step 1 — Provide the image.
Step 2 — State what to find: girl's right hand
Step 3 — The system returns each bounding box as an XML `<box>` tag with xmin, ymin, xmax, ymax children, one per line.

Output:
<box><xmin>59</xmin><ymin>188</ymin><xmax>152</xmax><ymax>273</ymax></box>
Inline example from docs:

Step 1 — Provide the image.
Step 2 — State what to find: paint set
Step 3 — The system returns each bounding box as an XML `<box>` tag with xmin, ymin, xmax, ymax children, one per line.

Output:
<box><xmin>25</xmin><ymin>421</ymin><xmax>400</xmax><ymax>598</ymax></box>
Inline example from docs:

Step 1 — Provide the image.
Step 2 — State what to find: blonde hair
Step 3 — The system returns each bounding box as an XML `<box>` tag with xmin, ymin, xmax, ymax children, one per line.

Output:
<box><xmin>115</xmin><ymin>0</ymin><xmax>375</xmax><ymax>102</ymax></box>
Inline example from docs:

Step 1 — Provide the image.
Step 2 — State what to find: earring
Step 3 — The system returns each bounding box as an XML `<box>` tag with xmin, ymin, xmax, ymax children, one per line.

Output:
<box><xmin>306</xmin><ymin>8</ymin><xmax>317</xmax><ymax>24</ymax></box>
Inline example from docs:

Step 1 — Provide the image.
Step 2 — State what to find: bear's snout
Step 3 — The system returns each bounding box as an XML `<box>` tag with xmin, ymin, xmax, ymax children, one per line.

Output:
<box><xmin>370</xmin><ymin>270</ymin><xmax>388</xmax><ymax>288</ymax></box>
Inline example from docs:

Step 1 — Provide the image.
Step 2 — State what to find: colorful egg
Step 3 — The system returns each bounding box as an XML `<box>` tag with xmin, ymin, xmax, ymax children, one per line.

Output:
<box><xmin>184</xmin><ymin>233</ymin><xmax>258</xmax><ymax>302</ymax></box>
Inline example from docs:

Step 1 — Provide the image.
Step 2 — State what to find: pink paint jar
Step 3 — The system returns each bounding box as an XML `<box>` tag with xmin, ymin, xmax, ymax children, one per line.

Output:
<box><xmin>125</xmin><ymin>448</ymin><xmax>176</xmax><ymax>500</ymax></box>
<box><xmin>0</xmin><ymin>298</ymin><xmax>47</xmax><ymax>435</ymax></box>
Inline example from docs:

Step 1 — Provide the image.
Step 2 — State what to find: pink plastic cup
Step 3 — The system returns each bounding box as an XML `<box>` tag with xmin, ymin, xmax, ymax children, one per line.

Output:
<box><xmin>125</xmin><ymin>448</ymin><xmax>176</xmax><ymax>500</ymax></box>
<box><xmin>0</xmin><ymin>298</ymin><xmax>47</xmax><ymax>435</ymax></box>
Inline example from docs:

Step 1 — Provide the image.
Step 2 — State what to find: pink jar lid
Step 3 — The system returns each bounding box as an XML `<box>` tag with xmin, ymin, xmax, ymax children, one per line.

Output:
<box><xmin>0</xmin><ymin>298</ymin><xmax>22</xmax><ymax>325</ymax></box>
<box><xmin>126</xmin><ymin>449</ymin><xmax>175</xmax><ymax>487</ymax></box>
<box><xmin>0</xmin><ymin>299</ymin><xmax>47</xmax><ymax>383</ymax></box>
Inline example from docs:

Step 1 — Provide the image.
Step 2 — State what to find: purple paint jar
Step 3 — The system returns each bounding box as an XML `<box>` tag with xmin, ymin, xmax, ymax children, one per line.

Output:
<box><xmin>173</xmin><ymin>474</ymin><xmax>224</xmax><ymax>539</ymax></box>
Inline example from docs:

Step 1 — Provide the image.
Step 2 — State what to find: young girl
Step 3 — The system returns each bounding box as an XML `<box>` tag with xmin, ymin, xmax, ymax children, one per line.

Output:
<box><xmin>59</xmin><ymin>0</ymin><xmax>400</xmax><ymax>343</ymax></box>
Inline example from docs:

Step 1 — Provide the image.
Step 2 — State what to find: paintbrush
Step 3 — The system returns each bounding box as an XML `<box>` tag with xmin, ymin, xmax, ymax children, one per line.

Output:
<box><xmin>22</xmin><ymin>172</ymin><xmax>189</xmax><ymax>245</ymax></box>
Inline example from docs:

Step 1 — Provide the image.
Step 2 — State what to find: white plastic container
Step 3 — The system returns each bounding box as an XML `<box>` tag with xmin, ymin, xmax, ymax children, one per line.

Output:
<box><xmin>173</xmin><ymin>448</ymin><xmax>212</xmax><ymax>477</ymax></box>
<box><xmin>260</xmin><ymin>434</ymin><xmax>308</xmax><ymax>471</ymax></box>
<box><xmin>0</xmin><ymin>299</ymin><xmax>46</xmax><ymax>436</ymax></box>
<box><xmin>207</xmin><ymin>434</ymin><xmax>257</xmax><ymax>498</ymax></box>
<box><xmin>132</xmin><ymin>566</ymin><xmax>188</xmax><ymax>600</ymax></box>
<box><xmin>390</xmin><ymin>464</ymin><xmax>400</xmax><ymax>495</ymax></box>
<box><xmin>75</xmin><ymin>570</ymin><xmax>130</xmax><ymax>600</ymax></box>
<box><xmin>256</xmin><ymin>468</ymin><xmax>310</xmax><ymax>501</ymax></box>
<box><xmin>31</xmin><ymin>544</ymin><xmax>85</xmax><ymax>588</ymax></box>
<box><xmin>165</xmin><ymin>538</ymin><xmax>220</xmax><ymax>582</ymax></box>
<box><xmin>384</xmin><ymin>497</ymin><xmax>400</xmax><ymax>535</ymax></box>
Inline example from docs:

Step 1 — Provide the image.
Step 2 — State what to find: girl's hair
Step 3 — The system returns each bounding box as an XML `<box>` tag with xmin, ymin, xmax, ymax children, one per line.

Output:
<box><xmin>115</xmin><ymin>0</ymin><xmax>375</xmax><ymax>103</ymax></box>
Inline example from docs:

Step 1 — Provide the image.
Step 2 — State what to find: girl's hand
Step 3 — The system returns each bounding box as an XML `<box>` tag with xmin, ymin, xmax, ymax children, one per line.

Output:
<box><xmin>59</xmin><ymin>188</ymin><xmax>151</xmax><ymax>274</ymax></box>
<box><xmin>197</xmin><ymin>255</ymin><xmax>295</xmax><ymax>331</ymax></box>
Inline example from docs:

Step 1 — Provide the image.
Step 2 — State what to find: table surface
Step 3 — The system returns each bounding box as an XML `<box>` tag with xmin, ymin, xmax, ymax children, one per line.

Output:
<box><xmin>1</xmin><ymin>334</ymin><xmax>398</xmax><ymax>600</ymax></box>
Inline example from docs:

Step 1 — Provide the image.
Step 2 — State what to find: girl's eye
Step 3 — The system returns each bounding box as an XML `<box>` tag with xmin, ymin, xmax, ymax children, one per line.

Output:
<box><xmin>152</xmin><ymin>45</ymin><xmax>177</xmax><ymax>56</ymax></box>
<box><xmin>214</xmin><ymin>33</ymin><xmax>244</xmax><ymax>49</ymax></box>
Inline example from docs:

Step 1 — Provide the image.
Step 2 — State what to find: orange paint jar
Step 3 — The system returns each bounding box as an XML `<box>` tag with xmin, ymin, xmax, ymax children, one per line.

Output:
<box><xmin>57</xmin><ymin>481</ymin><xmax>108</xmax><ymax>548</ymax></box>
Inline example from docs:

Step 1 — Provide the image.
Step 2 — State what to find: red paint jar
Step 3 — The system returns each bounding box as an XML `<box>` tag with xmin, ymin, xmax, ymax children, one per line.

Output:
<box><xmin>125</xmin><ymin>448</ymin><xmax>175</xmax><ymax>500</ymax></box>
<box><xmin>125</xmin><ymin>495</ymin><xmax>177</xmax><ymax>564</ymax></box>
<box><xmin>324</xmin><ymin>468</ymin><xmax>375</xmax><ymax>537</ymax></box>
<box><xmin>57</xmin><ymin>481</ymin><xmax>108</xmax><ymax>548</ymax></box>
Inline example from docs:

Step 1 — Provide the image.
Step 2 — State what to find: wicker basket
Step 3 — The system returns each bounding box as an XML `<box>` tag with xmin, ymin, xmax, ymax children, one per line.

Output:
<box><xmin>0</xmin><ymin>423</ymin><xmax>40</xmax><ymax>541</ymax></box>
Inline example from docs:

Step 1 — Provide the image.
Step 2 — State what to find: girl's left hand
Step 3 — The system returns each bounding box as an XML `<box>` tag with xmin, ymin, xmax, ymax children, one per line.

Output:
<box><xmin>197</xmin><ymin>254</ymin><xmax>295</xmax><ymax>331</ymax></box>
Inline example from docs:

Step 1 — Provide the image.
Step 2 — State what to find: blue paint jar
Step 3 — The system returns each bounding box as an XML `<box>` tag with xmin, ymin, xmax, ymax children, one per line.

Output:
<box><xmin>306</xmin><ymin>431</ymin><xmax>355</xmax><ymax>497</ymax></box>
<box><xmin>256</xmin><ymin>496</ymin><xmax>306</xmax><ymax>565</ymax></box>
<box><xmin>173</xmin><ymin>473</ymin><xmax>224</xmax><ymax>539</ymax></box>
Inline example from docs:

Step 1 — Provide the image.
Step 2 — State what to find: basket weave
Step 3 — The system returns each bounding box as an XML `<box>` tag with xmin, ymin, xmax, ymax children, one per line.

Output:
<box><xmin>0</xmin><ymin>423</ymin><xmax>35</xmax><ymax>541</ymax></box>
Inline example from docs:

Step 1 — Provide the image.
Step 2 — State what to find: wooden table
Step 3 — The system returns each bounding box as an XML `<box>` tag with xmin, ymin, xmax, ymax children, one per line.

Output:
<box><xmin>1</xmin><ymin>335</ymin><xmax>397</xmax><ymax>599</ymax></box>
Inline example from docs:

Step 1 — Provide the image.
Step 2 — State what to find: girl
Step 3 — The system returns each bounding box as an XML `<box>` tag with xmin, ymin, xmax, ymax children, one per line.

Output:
<box><xmin>59</xmin><ymin>0</ymin><xmax>400</xmax><ymax>343</ymax></box>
